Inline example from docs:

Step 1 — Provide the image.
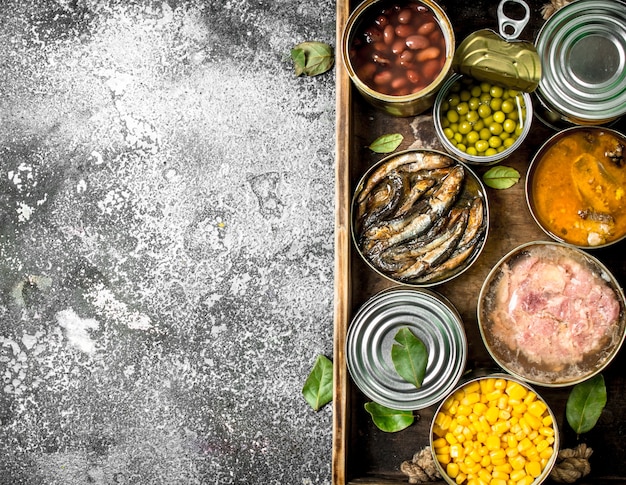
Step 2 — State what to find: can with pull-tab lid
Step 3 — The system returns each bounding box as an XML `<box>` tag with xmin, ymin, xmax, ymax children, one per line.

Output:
<box><xmin>535</xmin><ymin>0</ymin><xmax>626</xmax><ymax>128</ymax></box>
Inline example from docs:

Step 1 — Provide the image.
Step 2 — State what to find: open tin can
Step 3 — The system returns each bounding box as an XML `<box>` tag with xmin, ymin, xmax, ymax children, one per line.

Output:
<box><xmin>535</xmin><ymin>0</ymin><xmax>626</xmax><ymax>127</ymax></box>
<box><xmin>346</xmin><ymin>287</ymin><xmax>467</xmax><ymax>410</ymax></box>
<box><xmin>341</xmin><ymin>0</ymin><xmax>455</xmax><ymax>116</ymax></box>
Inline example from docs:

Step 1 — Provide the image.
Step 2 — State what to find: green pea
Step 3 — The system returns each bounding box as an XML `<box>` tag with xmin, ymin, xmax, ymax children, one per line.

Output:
<box><xmin>485</xmin><ymin>147</ymin><xmax>498</xmax><ymax>156</ymax></box>
<box><xmin>503</xmin><ymin>118</ymin><xmax>516</xmax><ymax>133</ymax></box>
<box><xmin>488</xmin><ymin>136</ymin><xmax>502</xmax><ymax>149</ymax></box>
<box><xmin>460</xmin><ymin>90</ymin><xmax>471</xmax><ymax>102</ymax></box>
<box><xmin>454</xmin><ymin>132</ymin><xmax>463</xmax><ymax>143</ymax></box>
<box><xmin>466</xmin><ymin>131</ymin><xmax>480</xmax><ymax>145</ymax></box>
<box><xmin>448</xmin><ymin>94</ymin><xmax>461</xmax><ymax>107</ymax></box>
<box><xmin>480</xmin><ymin>82</ymin><xmax>491</xmax><ymax>93</ymax></box>
<box><xmin>468</xmin><ymin>97</ymin><xmax>481</xmax><ymax>111</ymax></box>
<box><xmin>478</xmin><ymin>104</ymin><xmax>491</xmax><ymax>119</ymax></box>
<box><xmin>479</xmin><ymin>93</ymin><xmax>492</xmax><ymax>104</ymax></box>
<box><xmin>466</xmin><ymin>110</ymin><xmax>479</xmax><ymax>124</ymax></box>
<box><xmin>466</xmin><ymin>146</ymin><xmax>478</xmax><ymax>156</ymax></box>
<box><xmin>489</xmin><ymin>85</ymin><xmax>504</xmax><ymax>98</ymax></box>
<box><xmin>479</xmin><ymin>127</ymin><xmax>491</xmax><ymax>140</ymax></box>
<box><xmin>458</xmin><ymin>120</ymin><xmax>472</xmax><ymax>135</ymax></box>
<box><xmin>501</xmin><ymin>99</ymin><xmax>516</xmax><ymax>114</ymax></box>
<box><xmin>446</xmin><ymin>110</ymin><xmax>460</xmax><ymax>123</ymax></box>
<box><xmin>443</xmin><ymin>127</ymin><xmax>454</xmax><ymax>140</ymax></box>
<box><xmin>456</xmin><ymin>102</ymin><xmax>469</xmax><ymax>116</ymax></box>
<box><xmin>489</xmin><ymin>123</ymin><xmax>503</xmax><ymax>136</ymax></box>
<box><xmin>490</xmin><ymin>98</ymin><xmax>503</xmax><ymax>112</ymax></box>
<box><xmin>475</xmin><ymin>140</ymin><xmax>489</xmax><ymax>153</ymax></box>
<box><xmin>493</xmin><ymin>111</ymin><xmax>506</xmax><ymax>124</ymax></box>
<box><xmin>470</xmin><ymin>86</ymin><xmax>482</xmax><ymax>98</ymax></box>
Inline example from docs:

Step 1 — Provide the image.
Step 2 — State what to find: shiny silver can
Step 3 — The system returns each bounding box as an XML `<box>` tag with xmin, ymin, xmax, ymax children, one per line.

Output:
<box><xmin>535</xmin><ymin>0</ymin><xmax>626</xmax><ymax>127</ymax></box>
<box><xmin>346</xmin><ymin>286</ymin><xmax>467</xmax><ymax>411</ymax></box>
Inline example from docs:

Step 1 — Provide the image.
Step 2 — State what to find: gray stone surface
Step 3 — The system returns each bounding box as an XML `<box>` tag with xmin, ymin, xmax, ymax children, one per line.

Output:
<box><xmin>0</xmin><ymin>1</ymin><xmax>336</xmax><ymax>483</ymax></box>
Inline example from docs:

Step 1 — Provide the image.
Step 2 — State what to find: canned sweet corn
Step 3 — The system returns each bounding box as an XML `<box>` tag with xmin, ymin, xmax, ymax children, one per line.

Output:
<box><xmin>430</xmin><ymin>375</ymin><xmax>559</xmax><ymax>485</ymax></box>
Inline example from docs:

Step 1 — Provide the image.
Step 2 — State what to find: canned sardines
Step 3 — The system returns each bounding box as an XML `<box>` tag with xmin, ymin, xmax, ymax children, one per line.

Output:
<box><xmin>341</xmin><ymin>0</ymin><xmax>455</xmax><ymax>116</ymax></box>
<box><xmin>534</xmin><ymin>0</ymin><xmax>626</xmax><ymax>127</ymax></box>
<box><xmin>351</xmin><ymin>149</ymin><xmax>489</xmax><ymax>287</ymax></box>
<box><xmin>478</xmin><ymin>241</ymin><xmax>626</xmax><ymax>387</ymax></box>
<box><xmin>346</xmin><ymin>287</ymin><xmax>467</xmax><ymax>410</ymax></box>
<box><xmin>526</xmin><ymin>126</ymin><xmax>626</xmax><ymax>248</ymax></box>
<box><xmin>430</xmin><ymin>374</ymin><xmax>559</xmax><ymax>485</ymax></box>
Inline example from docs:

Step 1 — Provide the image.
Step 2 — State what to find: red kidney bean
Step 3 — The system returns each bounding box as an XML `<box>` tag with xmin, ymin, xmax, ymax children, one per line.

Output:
<box><xmin>391</xmin><ymin>39</ymin><xmax>406</xmax><ymax>55</ymax></box>
<box><xmin>363</xmin><ymin>27</ymin><xmax>383</xmax><ymax>44</ymax></box>
<box><xmin>416</xmin><ymin>46</ymin><xmax>441</xmax><ymax>62</ymax></box>
<box><xmin>407</xmin><ymin>70</ymin><xmax>420</xmax><ymax>84</ymax></box>
<box><xmin>421</xmin><ymin>58</ymin><xmax>442</xmax><ymax>80</ymax></box>
<box><xmin>373</xmin><ymin>70</ymin><xmax>393</xmax><ymax>86</ymax></box>
<box><xmin>372</xmin><ymin>52</ymin><xmax>390</xmax><ymax>65</ymax></box>
<box><xmin>418</xmin><ymin>21</ymin><xmax>436</xmax><ymax>35</ymax></box>
<box><xmin>398</xmin><ymin>49</ymin><xmax>414</xmax><ymax>64</ymax></box>
<box><xmin>429</xmin><ymin>30</ymin><xmax>443</xmax><ymax>45</ymax></box>
<box><xmin>374</xmin><ymin>15</ymin><xmax>389</xmax><ymax>28</ymax></box>
<box><xmin>395</xmin><ymin>24</ymin><xmax>413</xmax><ymax>38</ymax></box>
<box><xmin>397</xmin><ymin>8</ymin><xmax>412</xmax><ymax>24</ymax></box>
<box><xmin>405</xmin><ymin>35</ymin><xmax>429</xmax><ymax>50</ymax></box>
<box><xmin>391</xmin><ymin>76</ymin><xmax>408</xmax><ymax>90</ymax></box>
<box><xmin>356</xmin><ymin>62</ymin><xmax>377</xmax><ymax>80</ymax></box>
<box><xmin>383</xmin><ymin>25</ymin><xmax>395</xmax><ymax>45</ymax></box>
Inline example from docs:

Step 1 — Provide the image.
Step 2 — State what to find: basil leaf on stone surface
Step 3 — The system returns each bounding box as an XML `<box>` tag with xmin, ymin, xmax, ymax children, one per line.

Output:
<box><xmin>566</xmin><ymin>374</ymin><xmax>607</xmax><ymax>435</ymax></box>
<box><xmin>364</xmin><ymin>401</ymin><xmax>414</xmax><ymax>432</ymax></box>
<box><xmin>302</xmin><ymin>354</ymin><xmax>333</xmax><ymax>411</ymax></box>
<box><xmin>391</xmin><ymin>327</ymin><xmax>428</xmax><ymax>388</ymax></box>
<box><xmin>482</xmin><ymin>166</ymin><xmax>520</xmax><ymax>189</ymax></box>
<box><xmin>291</xmin><ymin>42</ymin><xmax>334</xmax><ymax>77</ymax></box>
<box><xmin>368</xmin><ymin>133</ymin><xmax>404</xmax><ymax>153</ymax></box>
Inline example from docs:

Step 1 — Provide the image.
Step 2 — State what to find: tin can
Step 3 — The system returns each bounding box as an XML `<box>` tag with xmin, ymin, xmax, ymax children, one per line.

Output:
<box><xmin>430</xmin><ymin>374</ymin><xmax>560</xmax><ymax>485</ymax></box>
<box><xmin>341</xmin><ymin>0</ymin><xmax>455</xmax><ymax>117</ymax></box>
<box><xmin>478</xmin><ymin>241</ymin><xmax>626</xmax><ymax>387</ymax></box>
<box><xmin>346</xmin><ymin>287</ymin><xmax>467</xmax><ymax>411</ymax></box>
<box><xmin>535</xmin><ymin>0</ymin><xmax>626</xmax><ymax>127</ymax></box>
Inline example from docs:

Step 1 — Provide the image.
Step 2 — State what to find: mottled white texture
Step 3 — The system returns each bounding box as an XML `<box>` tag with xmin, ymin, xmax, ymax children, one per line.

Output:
<box><xmin>0</xmin><ymin>0</ymin><xmax>335</xmax><ymax>483</ymax></box>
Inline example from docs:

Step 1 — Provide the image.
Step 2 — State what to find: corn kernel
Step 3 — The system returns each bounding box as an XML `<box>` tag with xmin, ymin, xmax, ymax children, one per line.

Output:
<box><xmin>433</xmin><ymin>437</ymin><xmax>447</xmax><ymax>449</ymax></box>
<box><xmin>473</xmin><ymin>402</ymin><xmax>488</xmax><ymax>415</ymax></box>
<box><xmin>523</xmin><ymin>391</ymin><xmax>537</xmax><ymax>404</ymax></box>
<box><xmin>457</xmin><ymin>404</ymin><xmax>472</xmax><ymax>416</ymax></box>
<box><xmin>536</xmin><ymin>439</ymin><xmax>549</xmax><ymax>453</ymax></box>
<box><xmin>510</xmin><ymin>469</ymin><xmax>527</xmax><ymax>482</ymax></box>
<box><xmin>437</xmin><ymin>453</ymin><xmax>451</xmax><ymax>465</ymax></box>
<box><xmin>527</xmin><ymin>401</ymin><xmax>546</xmax><ymax>418</ymax></box>
<box><xmin>517</xmin><ymin>437</ymin><xmax>532</xmax><ymax>453</ymax></box>
<box><xmin>485</xmin><ymin>389</ymin><xmax>503</xmax><ymax>402</ymax></box>
<box><xmin>464</xmin><ymin>381</ymin><xmax>481</xmax><ymax>394</ymax></box>
<box><xmin>506</xmin><ymin>434</ymin><xmax>518</xmax><ymax>449</ymax></box>
<box><xmin>491</xmin><ymin>479</ymin><xmax>507</xmax><ymax>485</ymax></box>
<box><xmin>493</xmin><ymin>421</ymin><xmax>510</xmax><ymax>434</ymax></box>
<box><xmin>506</xmin><ymin>382</ymin><xmax>527</xmax><ymax>401</ymax></box>
<box><xmin>510</xmin><ymin>454</ymin><xmax>526</xmax><ymax>471</ymax></box>
<box><xmin>462</xmin><ymin>392</ymin><xmax>481</xmax><ymax>406</ymax></box>
<box><xmin>524</xmin><ymin>412</ymin><xmax>542</xmax><ymax>430</ymax></box>
<box><xmin>542</xmin><ymin>415</ymin><xmax>553</xmax><ymax>427</ymax></box>
<box><xmin>494</xmin><ymin>463</ymin><xmax>513</xmax><ymax>474</ymax></box>
<box><xmin>517</xmin><ymin>476</ymin><xmax>535</xmax><ymax>485</ymax></box>
<box><xmin>468</xmin><ymin>448</ymin><xmax>482</xmax><ymax>463</ymax></box>
<box><xmin>450</xmin><ymin>443</ymin><xmax>464</xmax><ymax>460</ymax></box>
<box><xmin>495</xmin><ymin>378</ymin><xmax>507</xmax><ymax>390</ymax></box>
<box><xmin>480</xmin><ymin>455</ymin><xmax>491</xmax><ymax>468</ymax></box>
<box><xmin>506</xmin><ymin>447</ymin><xmax>519</xmax><ymax>458</ymax></box>
<box><xmin>446</xmin><ymin>462</ymin><xmax>460</xmax><ymax>479</ymax></box>
<box><xmin>525</xmin><ymin>460</ymin><xmax>542</xmax><ymax>478</ymax></box>
<box><xmin>478</xmin><ymin>469</ymin><xmax>492</xmax><ymax>482</ymax></box>
<box><xmin>486</xmin><ymin>435</ymin><xmax>501</xmax><ymax>451</ymax></box>
<box><xmin>486</xmin><ymin>406</ymin><xmax>500</xmax><ymax>424</ymax></box>
<box><xmin>497</xmin><ymin>396</ymin><xmax>509</xmax><ymax>410</ymax></box>
<box><xmin>519</xmin><ymin>418</ymin><xmax>531</xmax><ymax>435</ymax></box>
<box><xmin>455</xmin><ymin>472</ymin><xmax>467</xmax><ymax>485</ymax></box>
<box><xmin>540</xmin><ymin>447</ymin><xmax>554</xmax><ymax>460</ymax></box>
<box><xmin>511</xmin><ymin>403</ymin><xmax>527</xmax><ymax>417</ymax></box>
<box><xmin>539</xmin><ymin>426</ymin><xmax>554</xmax><ymax>437</ymax></box>
<box><xmin>492</xmin><ymin>470</ymin><xmax>510</xmax><ymax>480</ymax></box>
<box><xmin>480</xmin><ymin>378</ymin><xmax>495</xmax><ymax>394</ymax></box>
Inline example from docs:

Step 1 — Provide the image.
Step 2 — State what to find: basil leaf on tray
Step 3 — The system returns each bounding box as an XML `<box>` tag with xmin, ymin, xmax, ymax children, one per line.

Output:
<box><xmin>566</xmin><ymin>374</ymin><xmax>607</xmax><ymax>435</ymax></box>
<box><xmin>368</xmin><ymin>133</ymin><xmax>404</xmax><ymax>153</ymax></box>
<box><xmin>391</xmin><ymin>327</ymin><xmax>428</xmax><ymax>388</ymax></box>
<box><xmin>302</xmin><ymin>354</ymin><xmax>333</xmax><ymax>411</ymax></box>
<box><xmin>364</xmin><ymin>401</ymin><xmax>414</xmax><ymax>432</ymax></box>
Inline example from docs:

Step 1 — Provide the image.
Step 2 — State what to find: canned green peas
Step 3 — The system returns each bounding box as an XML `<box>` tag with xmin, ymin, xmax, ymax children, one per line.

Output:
<box><xmin>439</xmin><ymin>78</ymin><xmax>527</xmax><ymax>157</ymax></box>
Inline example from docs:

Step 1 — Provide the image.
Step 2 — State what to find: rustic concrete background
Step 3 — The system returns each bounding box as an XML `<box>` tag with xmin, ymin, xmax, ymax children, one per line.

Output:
<box><xmin>0</xmin><ymin>1</ymin><xmax>336</xmax><ymax>483</ymax></box>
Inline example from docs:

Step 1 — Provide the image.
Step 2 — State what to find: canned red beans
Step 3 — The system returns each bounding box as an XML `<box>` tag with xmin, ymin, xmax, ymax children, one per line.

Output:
<box><xmin>349</xmin><ymin>0</ymin><xmax>447</xmax><ymax>96</ymax></box>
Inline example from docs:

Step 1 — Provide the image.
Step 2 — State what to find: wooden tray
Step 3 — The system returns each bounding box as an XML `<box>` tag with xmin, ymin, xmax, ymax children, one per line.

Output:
<box><xmin>332</xmin><ymin>1</ymin><xmax>626</xmax><ymax>484</ymax></box>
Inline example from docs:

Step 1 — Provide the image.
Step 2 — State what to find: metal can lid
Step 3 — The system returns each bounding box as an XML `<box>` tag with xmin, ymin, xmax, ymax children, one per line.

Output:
<box><xmin>346</xmin><ymin>287</ymin><xmax>467</xmax><ymax>410</ymax></box>
<box><xmin>536</xmin><ymin>0</ymin><xmax>626</xmax><ymax>122</ymax></box>
<box><xmin>452</xmin><ymin>29</ymin><xmax>541</xmax><ymax>92</ymax></box>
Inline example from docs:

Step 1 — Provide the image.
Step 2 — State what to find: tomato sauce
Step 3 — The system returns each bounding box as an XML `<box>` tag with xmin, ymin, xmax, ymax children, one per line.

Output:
<box><xmin>529</xmin><ymin>129</ymin><xmax>626</xmax><ymax>247</ymax></box>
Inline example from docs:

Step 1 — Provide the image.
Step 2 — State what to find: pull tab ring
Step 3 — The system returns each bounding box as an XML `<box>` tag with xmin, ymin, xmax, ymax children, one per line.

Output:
<box><xmin>497</xmin><ymin>0</ymin><xmax>530</xmax><ymax>40</ymax></box>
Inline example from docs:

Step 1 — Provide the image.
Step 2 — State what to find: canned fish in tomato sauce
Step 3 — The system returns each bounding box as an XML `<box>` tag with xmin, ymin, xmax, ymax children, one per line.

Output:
<box><xmin>346</xmin><ymin>287</ymin><xmax>467</xmax><ymax>410</ymax></box>
<box><xmin>535</xmin><ymin>0</ymin><xmax>626</xmax><ymax>127</ymax></box>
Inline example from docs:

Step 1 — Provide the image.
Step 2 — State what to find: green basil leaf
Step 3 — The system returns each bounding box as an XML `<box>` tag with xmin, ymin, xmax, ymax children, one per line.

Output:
<box><xmin>482</xmin><ymin>166</ymin><xmax>521</xmax><ymax>189</ymax></box>
<box><xmin>364</xmin><ymin>401</ymin><xmax>414</xmax><ymax>432</ymax></box>
<box><xmin>391</xmin><ymin>327</ymin><xmax>428</xmax><ymax>388</ymax></box>
<box><xmin>566</xmin><ymin>374</ymin><xmax>607</xmax><ymax>434</ymax></box>
<box><xmin>290</xmin><ymin>48</ymin><xmax>306</xmax><ymax>77</ymax></box>
<box><xmin>291</xmin><ymin>41</ymin><xmax>334</xmax><ymax>77</ymax></box>
<box><xmin>302</xmin><ymin>355</ymin><xmax>333</xmax><ymax>411</ymax></box>
<box><xmin>368</xmin><ymin>133</ymin><xmax>404</xmax><ymax>153</ymax></box>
